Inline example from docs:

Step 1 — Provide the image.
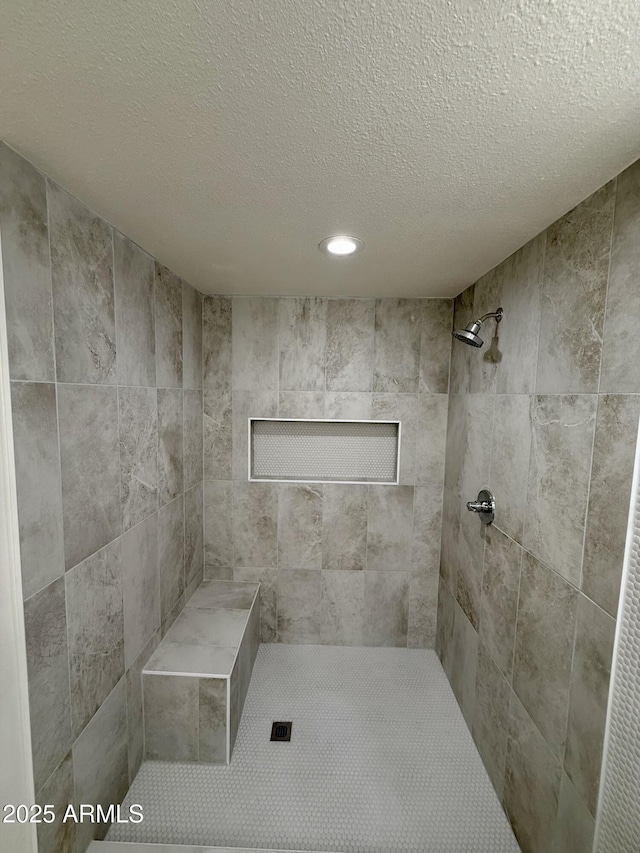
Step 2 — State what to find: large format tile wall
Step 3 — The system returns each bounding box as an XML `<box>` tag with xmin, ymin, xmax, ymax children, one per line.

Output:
<box><xmin>202</xmin><ymin>295</ymin><xmax>451</xmax><ymax>647</ymax></box>
<box><xmin>0</xmin><ymin>142</ymin><xmax>204</xmax><ymax>853</ymax></box>
<box><xmin>436</xmin><ymin>160</ymin><xmax>640</xmax><ymax>853</ymax></box>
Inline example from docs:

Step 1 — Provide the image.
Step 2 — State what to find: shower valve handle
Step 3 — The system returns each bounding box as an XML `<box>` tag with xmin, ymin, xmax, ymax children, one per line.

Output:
<box><xmin>466</xmin><ymin>488</ymin><xmax>495</xmax><ymax>525</ymax></box>
<box><xmin>467</xmin><ymin>500</ymin><xmax>491</xmax><ymax>513</ymax></box>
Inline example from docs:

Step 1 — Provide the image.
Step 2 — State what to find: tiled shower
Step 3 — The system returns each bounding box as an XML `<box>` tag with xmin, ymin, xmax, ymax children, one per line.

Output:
<box><xmin>2</xmin><ymin>133</ymin><xmax>640</xmax><ymax>853</ymax></box>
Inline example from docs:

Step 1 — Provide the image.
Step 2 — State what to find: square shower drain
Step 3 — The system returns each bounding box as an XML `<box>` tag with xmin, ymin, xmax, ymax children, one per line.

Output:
<box><xmin>270</xmin><ymin>721</ymin><xmax>292</xmax><ymax>741</ymax></box>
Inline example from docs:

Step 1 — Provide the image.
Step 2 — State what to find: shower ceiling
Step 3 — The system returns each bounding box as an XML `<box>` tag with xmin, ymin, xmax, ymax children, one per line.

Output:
<box><xmin>1</xmin><ymin>0</ymin><xmax>639</xmax><ymax>298</ymax></box>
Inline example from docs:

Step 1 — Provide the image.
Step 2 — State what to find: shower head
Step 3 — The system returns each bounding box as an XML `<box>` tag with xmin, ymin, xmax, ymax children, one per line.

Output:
<box><xmin>452</xmin><ymin>307</ymin><xmax>503</xmax><ymax>348</ymax></box>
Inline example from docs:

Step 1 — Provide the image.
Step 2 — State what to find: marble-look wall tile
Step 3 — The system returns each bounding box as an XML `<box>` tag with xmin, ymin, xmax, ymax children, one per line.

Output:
<box><xmin>204</xmin><ymin>390</ymin><xmax>232</xmax><ymax>479</ymax></box>
<box><xmin>583</xmin><ymin>394</ymin><xmax>640</xmax><ymax>615</ymax></box>
<box><xmin>11</xmin><ymin>382</ymin><xmax>64</xmax><ymax>599</ymax></box>
<box><xmin>204</xmin><ymin>480</ymin><xmax>233</xmax><ymax>569</ymax></box>
<box><xmin>366</xmin><ymin>485</ymin><xmax>414</xmax><ymax>572</ymax></box>
<box><xmin>279</xmin><ymin>297</ymin><xmax>326</xmax><ymax>391</ymax></box>
<box><xmin>277</xmin><ymin>569</ymin><xmax>322</xmax><ymax>644</ymax></box>
<box><xmin>122</xmin><ymin>514</ymin><xmax>159</xmax><ymax>669</ymax></box>
<box><xmin>35</xmin><ymin>752</ymin><xmax>76</xmax><ymax>853</ymax></box>
<box><xmin>234</xmin><ymin>566</ymin><xmax>278</xmax><ymax>642</ymax></box>
<box><xmin>158</xmin><ymin>495</ymin><xmax>185</xmax><ymax>622</ymax></box>
<box><xmin>66</xmin><ymin>539</ymin><xmax>124</xmax><ymax>738</ymax></box>
<box><xmin>495</xmin><ymin>235</ymin><xmax>545</xmax><ymax>395</ymax></box>
<box><xmin>449</xmin><ymin>286</ymin><xmax>475</xmax><ymax>395</ymax></box>
<box><xmin>73</xmin><ymin>678</ymin><xmax>128</xmax><ymax>848</ymax></box>
<box><xmin>114</xmin><ymin>232</ymin><xmax>155</xmax><ymax>387</ymax></box>
<box><xmin>503</xmin><ymin>692</ymin><xmax>562</xmax><ymax>853</ymax></box>
<box><xmin>231</xmin><ymin>388</ymin><xmax>278</xmax><ymax>479</ymax></box>
<box><xmin>232</xmin><ymin>297</ymin><xmax>278</xmax><ymax>391</ymax></box>
<box><xmin>479</xmin><ymin>527</ymin><xmax>522</xmax><ymax>681</ymax></box>
<box><xmin>551</xmin><ymin>772</ymin><xmax>595</xmax><ymax>853</ymax></box>
<box><xmin>199</xmin><ymin>677</ymin><xmax>227</xmax><ymax>762</ymax></box>
<box><xmin>183</xmin><ymin>389</ymin><xmax>203</xmax><ymax>490</ymax></box>
<box><xmin>322</xmin><ymin>484</ymin><xmax>367</xmax><ymax>572</ymax></box>
<box><xmin>278</xmin><ymin>484</ymin><xmax>323</xmax><ymax>570</ymax></box>
<box><xmin>58</xmin><ymin>384</ymin><xmax>120</xmax><ymax>570</ymax></box>
<box><xmin>48</xmin><ymin>181</ymin><xmax>116</xmax><ymax>384</ymax></box>
<box><xmin>435</xmin><ymin>580</ymin><xmax>456</xmax><ymax>674</ymax></box>
<box><xmin>564</xmin><ymin>594</ymin><xmax>615</xmax><ymax>816</ymax></box>
<box><xmin>490</xmin><ymin>395</ymin><xmax>532</xmax><ymax>544</ymax></box>
<box><xmin>372</xmin><ymin>393</ymin><xmax>417</xmax><ymax>484</ymax></box>
<box><xmin>472</xmin><ymin>645</ymin><xmax>510</xmax><ymax>799</ymax></box>
<box><xmin>468</xmin><ymin>265</ymin><xmax>503</xmax><ymax>395</ymax></box>
<box><xmin>411</xmin><ymin>482</ymin><xmax>443</xmax><ymax>576</ymax></box>
<box><xmin>444</xmin><ymin>393</ymin><xmax>494</xmax><ymax>499</ymax></box>
<box><xmin>407</xmin><ymin>569</ymin><xmax>439</xmax><ymax>648</ymax></box>
<box><xmin>448</xmin><ymin>601</ymin><xmax>479</xmax><ymax>727</ymax></box>
<box><xmin>0</xmin><ymin>143</ymin><xmax>54</xmax><ymax>381</ymax></box>
<box><xmin>119</xmin><ymin>386</ymin><xmax>158</xmax><ymax>531</ymax></box>
<box><xmin>183</xmin><ymin>283</ymin><xmax>202</xmax><ymax>390</ymax></box>
<box><xmin>278</xmin><ymin>390</ymin><xmax>324</xmax><ymax>418</ymax></box>
<box><xmin>203</xmin><ymin>295</ymin><xmax>232</xmax><ymax>390</ymax></box>
<box><xmin>324</xmin><ymin>391</ymin><xmax>373</xmax><ymax>419</ymax></box>
<box><xmin>512</xmin><ymin>552</ymin><xmax>578</xmax><ymax>759</ymax></box>
<box><xmin>126</xmin><ymin>632</ymin><xmax>159</xmax><ymax>784</ymax></box>
<box><xmin>415</xmin><ymin>393</ymin><xmax>448</xmax><ymax>485</ymax></box>
<box><xmin>363</xmin><ymin>571</ymin><xmax>409</xmax><ymax>647</ymax></box>
<box><xmin>523</xmin><ymin>394</ymin><xmax>597</xmax><ymax>585</ymax></box>
<box><xmin>536</xmin><ymin>182</ymin><xmax>615</xmax><ymax>394</ymax></box>
<box><xmin>143</xmin><ymin>674</ymin><xmax>199</xmax><ymax>761</ymax></box>
<box><xmin>184</xmin><ymin>483</ymin><xmax>204</xmax><ymax>586</ymax></box>
<box><xmin>600</xmin><ymin>161</ymin><xmax>640</xmax><ymax>392</ymax></box>
<box><xmin>455</xmin><ymin>492</ymin><xmax>487</xmax><ymax>630</ymax></box>
<box><xmin>157</xmin><ymin>388</ymin><xmax>183</xmax><ymax>506</ymax></box>
<box><xmin>326</xmin><ymin>298</ymin><xmax>374</xmax><ymax>391</ymax></box>
<box><xmin>321</xmin><ymin>570</ymin><xmax>364</xmax><ymax>645</ymax></box>
<box><xmin>233</xmin><ymin>481</ymin><xmax>277</xmax><ymax>568</ymax></box>
<box><xmin>420</xmin><ymin>299</ymin><xmax>453</xmax><ymax>393</ymax></box>
<box><xmin>23</xmin><ymin>577</ymin><xmax>71</xmax><ymax>791</ymax></box>
<box><xmin>155</xmin><ymin>262</ymin><xmax>183</xmax><ymax>388</ymax></box>
<box><xmin>373</xmin><ymin>299</ymin><xmax>422</xmax><ymax>392</ymax></box>
<box><xmin>439</xmin><ymin>487</ymin><xmax>459</xmax><ymax>595</ymax></box>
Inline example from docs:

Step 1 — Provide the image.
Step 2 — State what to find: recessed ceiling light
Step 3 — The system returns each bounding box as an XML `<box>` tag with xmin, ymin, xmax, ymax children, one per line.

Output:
<box><xmin>319</xmin><ymin>235</ymin><xmax>363</xmax><ymax>256</ymax></box>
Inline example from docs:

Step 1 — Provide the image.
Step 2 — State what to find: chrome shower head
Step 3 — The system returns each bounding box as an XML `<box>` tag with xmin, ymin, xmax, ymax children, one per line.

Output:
<box><xmin>452</xmin><ymin>307</ymin><xmax>503</xmax><ymax>348</ymax></box>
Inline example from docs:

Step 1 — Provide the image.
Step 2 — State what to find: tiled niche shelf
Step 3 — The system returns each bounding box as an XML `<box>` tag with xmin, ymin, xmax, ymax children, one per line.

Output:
<box><xmin>249</xmin><ymin>418</ymin><xmax>401</xmax><ymax>485</ymax></box>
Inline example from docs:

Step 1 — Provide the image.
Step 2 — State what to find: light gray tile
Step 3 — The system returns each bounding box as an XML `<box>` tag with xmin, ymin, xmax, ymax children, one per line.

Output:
<box><xmin>490</xmin><ymin>395</ymin><xmax>532</xmax><ymax>544</ymax></box>
<box><xmin>204</xmin><ymin>390</ymin><xmax>232</xmax><ymax>479</ymax></box>
<box><xmin>0</xmin><ymin>143</ymin><xmax>54</xmax><ymax>381</ymax></box>
<box><xmin>231</xmin><ymin>388</ymin><xmax>278</xmax><ymax>479</ymax></box>
<box><xmin>277</xmin><ymin>569</ymin><xmax>322</xmax><ymax>644</ymax></box>
<box><xmin>158</xmin><ymin>495</ymin><xmax>185</xmax><ymax>622</ymax></box>
<box><xmin>407</xmin><ymin>569</ymin><xmax>439</xmax><ymax>648</ymax></box>
<box><xmin>35</xmin><ymin>751</ymin><xmax>76</xmax><ymax>853</ymax></box>
<box><xmin>155</xmin><ymin>262</ymin><xmax>183</xmax><ymax>388</ymax></box>
<box><xmin>72</xmin><ymin>678</ymin><xmax>128</xmax><ymax>848</ymax></box>
<box><xmin>199</xmin><ymin>678</ymin><xmax>227</xmax><ymax>763</ymax></box>
<box><xmin>203</xmin><ymin>295</ymin><xmax>232</xmax><ymax>390</ymax></box>
<box><xmin>326</xmin><ymin>298</ymin><xmax>375</xmax><ymax>391</ymax></box>
<box><xmin>66</xmin><ymin>539</ymin><xmax>124</xmax><ymax>738</ymax></box>
<box><xmin>23</xmin><ymin>577</ymin><xmax>71</xmax><ymax>791</ymax></box>
<box><xmin>278</xmin><ymin>390</ymin><xmax>324</xmax><ymax>418</ymax></box>
<box><xmin>324</xmin><ymin>391</ymin><xmax>373</xmax><ymax>419</ymax></box>
<box><xmin>234</xmin><ymin>567</ymin><xmax>278</xmax><ymax>642</ymax></box>
<box><xmin>48</xmin><ymin>181</ymin><xmax>116</xmax><ymax>385</ymax></box>
<box><xmin>189</xmin><ymin>579</ymin><xmax>256</xmax><ymax>611</ymax></box>
<box><xmin>58</xmin><ymin>384</ymin><xmax>120</xmax><ymax>570</ymax></box>
<box><xmin>449</xmin><ymin>286</ymin><xmax>475</xmax><ymax>395</ymax></box>
<box><xmin>372</xmin><ymin>393</ymin><xmax>417</xmax><ymax>484</ymax></box>
<box><xmin>321</xmin><ymin>570</ymin><xmax>364</xmax><ymax>646</ymax></box>
<box><xmin>468</xmin><ymin>264</ymin><xmax>503</xmax><ymax>394</ymax></box>
<box><xmin>233</xmin><ymin>481</ymin><xmax>278</xmax><ymax>568</ymax></box>
<box><xmin>419</xmin><ymin>299</ymin><xmax>453</xmax><ymax>393</ymax></box>
<box><xmin>439</xmin><ymin>487</ymin><xmax>459</xmax><ymax>595</ymax></box>
<box><xmin>363</xmin><ymin>571</ymin><xmax>409</xmax><ymax>647</ymax></box>
<box><xmin>322</xmin><ymin>484</ymin><xmax>367</xmax><ymax>572</ymax></box>
<box><xmin>564</xmin><ymin>594</ymin><xmax>615</xmax><ymax>816</ymax></box>
<box><xmin>373</xmin><ymin>298</ymin><xmax>422</xmax><ymax>392</ymax></box>
<box><xmin>10</xmin><ymin>382</ymin><xmax>64</xmax><ymax>599</ymax></box>
<box><xmin>454</xmin><ymin>491</ymin><xmax>488</xmax><ymax>631</ymax></box>
<box><xmin>204</xmin><ymin>480</ymin><xmax>233</xmax><ymax>568</ymax></box>
<box><xmin>504</xmin><ymin>691</ymin><xmax>562</xmax><ymax>853</ymax></box>
<box><xmin>119</xmin><ymin>385</ymin><xmax>158</xmax><ymax>531</ymax></box>
<box><xmin>444</xmin><ymin>393</ymin><xmax>494</xmax><ymax>500</ymax></box>
<box><xmin>183</xmin><ymin>283</ymin><xmax>202</xmax><ymax>390</ymax></box>
<box><xmin>279</xmin><ymin>297</ymin><xmax>326</xmax><ymax>391</ymax></box>
<box><xmin>157</xmin><ymin>388</ymin><xmax>183</xmax><ymax>506</ymax></box>
<box><xmin>184</xmin><ymin>389</ymin><xmax>203</xmax><ymax>490</ymax></box>
<box><xmin>232</xmin><ymin>297</ymin><xmax>278</xmax><ymax>391</ymax></box>
<box><xmin>435</xmin><ymin>580</ymin><xmax>456</xmax><ymax>671</ymax></box>
<box><xmin>145</xmin><ymin>642</ymin><xmax>236</xmax><ymax>678</ymax></box>
<box><xmin>165</xmin><ymin>607</ymin><xmax>247</xmax><ymax>647</ymax></box>
<box><xmin>205</xmin><ymin>565</ymin><xmax>233</xmax><ymax>580</ymax></box>
<box><xmin>126</xmin><ymin>631</ymin><xmax>159</xmax><ymax>784</ymax></box>
<box><xmin>411</xmin><ymin>482</ymin><xmax>443</xmax><ymax>577</ymax></box>
<box><xmin>479</xmin><ymin>527</ymin><xmax>522</xmax><ymax>681</ymax></box>
<box><xmin>114</xmin><ymin>232</ymin><xmax>155</xmax><ymax>387</ymax></box>
<box><xmin>536</xmin><ymin>182</ymin><xmax>615</xmax><ymax>393</ymax></box>
<box><xmin>185</xmin><ymin>482</ymin><xmax>204</xmax><ymax>586</ymax></box>
<box><xmin>229</xmin><ymin>658</ymin><xmax>240</xmax><ymax>754</ymax></box>
<box><xmin>143</xmin><ymin>674</ymin><xmax>199</xmax><ymax>761</ymax></box>
<box><xmin>496</xmin><ymin>234</ymin><xmax>545</xmax><ymax>395</ymax></box>
<box><xmin>448</xmin><ymin>600</ymin><xmax>479</xmax><ymax>727</ymax></box>
<box><xmin>552</xmin><ymin>772</ymin><xmax>595</xmax><ymax>853</ymax></box>
<box><xmin>278</xmin><ymin>483</ymin><xmax>322</xmax><ymax>570</ymax></box>
<box><xmin>583</xmin><ymin>394</ymin><xmax>640</xmax><ymax>615</ymax></box>
<box><xmin>472</xmin><ymin>645</ymin><xmax>510</xmax><ymax>799</ymax></box>
<box><xmin>600</xmin><ymin>161</ymin><xmax>640</xmax><ymax>392</ymax></box>
<box><xmin>513</xmin><ymin>551</ymin><xmax>578</xmax><ymax>759</ymax></box>
<box><xmin>523</xmin><ymin>395</ymin><xmax>597</xmax><ymax>585</ymax></box>
<box><xmin>366</xmin><ymin>485</ymin><xmax>414</xmax><ymax>572</ymax></box>
<box><xmin>122</xmin><ymin>513</ymin><xmax>160</xmax><ymax>669</ymax></box>
<box><xmin>415</xmin><ymin>393</ymin><xmax>448</xmax><ymax>486</ymax></box>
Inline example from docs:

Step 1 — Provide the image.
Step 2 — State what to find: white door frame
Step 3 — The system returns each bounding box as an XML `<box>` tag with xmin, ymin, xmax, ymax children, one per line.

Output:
<box><xmin>0</xmin><ymin>232</ymin><xmax>37</xmax><ymax>852</ymax></box>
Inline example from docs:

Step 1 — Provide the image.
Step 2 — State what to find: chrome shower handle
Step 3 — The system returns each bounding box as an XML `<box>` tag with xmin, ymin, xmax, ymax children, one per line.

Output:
<box><xmin>467</xmin><ymin>500</ymin><xmax>491</xmax><ymax>513</ymax></box>
<box><xmin>466</xmin><ymin>488</ymin><xmax>495</xmax><ymax>525</ymax></box>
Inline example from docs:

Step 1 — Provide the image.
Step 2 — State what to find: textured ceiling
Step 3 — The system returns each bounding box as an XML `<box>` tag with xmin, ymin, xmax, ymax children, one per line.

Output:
<box><xmin>1</xmin><ymin>1</ymin><xmax>640</xmax><ymax>297</ymax></box>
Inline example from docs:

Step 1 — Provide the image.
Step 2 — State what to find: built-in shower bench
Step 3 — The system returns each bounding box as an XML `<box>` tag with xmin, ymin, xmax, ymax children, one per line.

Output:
<box><xmin>142</xmin><ymin>579</ymin><xmax>260</xmax><ymax>765</ymax></box>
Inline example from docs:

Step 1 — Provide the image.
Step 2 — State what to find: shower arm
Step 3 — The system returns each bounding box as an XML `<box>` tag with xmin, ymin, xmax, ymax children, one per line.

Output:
<box><xmin>477</xmin><ymin>308</ymin><xmax>503</xmax><ymax>324</ymax></box>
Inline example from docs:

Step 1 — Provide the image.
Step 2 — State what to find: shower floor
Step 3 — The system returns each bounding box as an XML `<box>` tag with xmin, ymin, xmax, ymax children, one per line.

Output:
<box><xmin>108</xmin><ymin>645</ymin><xmax>519</xmax><ymax>853</ymax></box>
